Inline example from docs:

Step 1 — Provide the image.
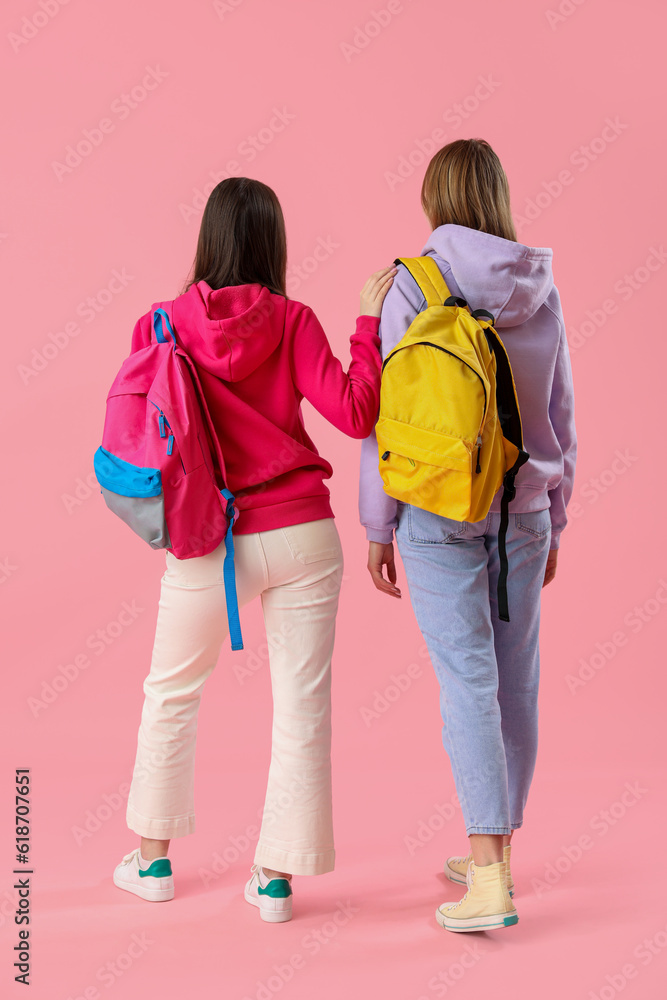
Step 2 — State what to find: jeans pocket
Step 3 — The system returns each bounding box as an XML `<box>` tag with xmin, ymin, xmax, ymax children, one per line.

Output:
<box><xmin>515</xmin><ymin>509</ymin><xmax>552</xmax><ymax>538</ymax></box>
<box><xmin>407</xmin><ymin>505</ymin><xmax>467</xmax><ymax>544</ymax></box>
<box><xmin>281</xmin><ymin>518</ymin><xmax>342</xmax><ymax>564</ymax></box>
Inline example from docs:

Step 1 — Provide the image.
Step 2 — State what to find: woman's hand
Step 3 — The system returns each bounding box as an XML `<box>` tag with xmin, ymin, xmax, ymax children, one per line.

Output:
<box><xmin>367</xmin><ymin>541</ymin><xmax>402</xmax><ymax>598</ymax></box>
<box><xmin>360</xmin><ymin>266</ymin><xmax>398</xmax><ymax>318</ymax></box>
<box><xmin>543</xmin><ymin>548</ymin><xmax>558</xmax><ymax>587</ymax></box>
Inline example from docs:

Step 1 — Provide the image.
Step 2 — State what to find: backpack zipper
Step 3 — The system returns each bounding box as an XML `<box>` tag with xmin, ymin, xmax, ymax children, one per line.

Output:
<box><xmin>149</xmin><ymin>400</ymin><xmax>184</xmax><ymax>473</ymax></box>
<box><xmin>382</xmin><ymin>342</ymin><xmax>488</xmax><ymax>473</ymax></box>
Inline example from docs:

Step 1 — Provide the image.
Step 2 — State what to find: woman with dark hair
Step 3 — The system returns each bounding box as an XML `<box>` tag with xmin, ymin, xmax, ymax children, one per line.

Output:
<box><xmin>359</xmin><ymin>139</ymin><xmax>577</xmax><ymax>932</ymax></box>
<box><xmin>112</xmin><ymin>177</ymin><xmax>395</xmax><ymax>922</ymax></box>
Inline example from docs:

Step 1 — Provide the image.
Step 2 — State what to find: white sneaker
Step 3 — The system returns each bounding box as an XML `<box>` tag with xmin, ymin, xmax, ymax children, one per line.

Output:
<box><xmin>113</xmin><ymin>848</ymin><xmax>174</xmax><ymax>902</ymax></box>
<box><xmin>244</xmin><ymin>864</ymin><xmax>293</xmax><ymax>922</ymax></box>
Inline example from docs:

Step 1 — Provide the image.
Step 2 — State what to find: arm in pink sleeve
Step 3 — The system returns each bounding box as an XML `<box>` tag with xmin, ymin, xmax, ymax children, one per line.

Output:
<box><xmin>289</xmin><ymin>307</ymin><xmax>381</xmax><ymax>439</ymax></box>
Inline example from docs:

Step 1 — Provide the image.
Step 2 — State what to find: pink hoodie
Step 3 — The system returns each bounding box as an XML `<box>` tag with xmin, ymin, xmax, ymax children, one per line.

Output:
<box><xmin>130</xmin><ymin>280</ymin><xmax>381</xmax><ymax>534</ymax></box>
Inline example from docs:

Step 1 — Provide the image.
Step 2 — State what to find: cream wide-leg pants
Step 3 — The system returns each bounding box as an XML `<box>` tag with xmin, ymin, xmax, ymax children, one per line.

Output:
<box><xmin>125</xmin><ymin>517</ymin><xmax>344</xmax><ymax>876</ymax></box>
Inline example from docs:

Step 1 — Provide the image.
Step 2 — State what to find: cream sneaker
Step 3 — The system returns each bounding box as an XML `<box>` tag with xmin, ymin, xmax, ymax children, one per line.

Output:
<box><xmin>445</xmin><ymin>844</ymin><xmax>514</xmax><ymax>896</ymax></box>
<box><xmin>436</xmin><ymin>859</ymin><xmax>518</xmax><ymax>932</ymax></box>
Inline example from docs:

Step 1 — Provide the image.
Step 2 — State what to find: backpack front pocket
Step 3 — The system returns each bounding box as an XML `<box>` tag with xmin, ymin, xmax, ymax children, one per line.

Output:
<box><xmin>94</xmin><ymin>446</ymin><xmax>171</xmax><ymax>549</ymax></box>
<box><xmin>376</xmin><ymin>418</ymin><xmax>475</xmax><ymax>520</ymax></box>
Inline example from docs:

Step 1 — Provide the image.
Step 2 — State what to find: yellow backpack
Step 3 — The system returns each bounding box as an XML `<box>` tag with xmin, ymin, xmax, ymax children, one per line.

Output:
<box><xmin>376</xmin><ymin>255</ymin><xmax>530</xmax><ymax>622</ymax></box>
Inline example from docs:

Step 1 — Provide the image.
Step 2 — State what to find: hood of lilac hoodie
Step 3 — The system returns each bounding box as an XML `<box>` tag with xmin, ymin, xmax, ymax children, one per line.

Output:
<box><xmin>422</xmin><ymin>224</ymin><xmax>554</xmax><ymax>327</ymax></box>
<box><xmin>358</xmin><ymin>224</ymin><xmax>577</xmax><ymax>548</ymax></box>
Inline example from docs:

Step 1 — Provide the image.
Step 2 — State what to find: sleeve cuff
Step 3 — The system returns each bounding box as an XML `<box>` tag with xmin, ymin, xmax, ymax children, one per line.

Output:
<box><xmin>365</xmin><ymin>527</ymin><xmax>395</xmax><ymax>544</ymax></box>
<box><xmin>355</xmin><ymin>315</ymin><xmax>381</xmax><ymax>332</ymax></box>
<box><xmin>549</xmin><ymin>529</ymin><xmax>561</xmax><ymax>550</ymax></box>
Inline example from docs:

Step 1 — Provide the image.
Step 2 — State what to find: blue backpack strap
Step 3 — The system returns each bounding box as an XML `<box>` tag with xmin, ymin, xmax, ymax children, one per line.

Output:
<box><xmin>220</xmin><ymin>488</ymin><xmax>243</xmax><ymax>651</ymax></box>
<box><xmin>153</xmin><ymin>307</ymin><xmax>177</xmax><ymax>346</ymax></box>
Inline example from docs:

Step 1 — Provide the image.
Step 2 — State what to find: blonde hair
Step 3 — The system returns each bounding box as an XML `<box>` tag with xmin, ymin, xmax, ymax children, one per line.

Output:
<box><xmin>421</xmin><ymin>138</ymin><xmax>517</xmax><ymax>242</ymax></box>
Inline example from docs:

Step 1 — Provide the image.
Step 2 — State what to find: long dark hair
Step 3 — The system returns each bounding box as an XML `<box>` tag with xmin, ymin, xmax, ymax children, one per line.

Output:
<box><xmin>421</xmin><ymin>139</ymin><xmax>517</xmax><ymax>242</ymax></box>
<box><xmin>182</xmin><ymin>177</ymin><xmax>287</xmax><ymax>296</ymax></box>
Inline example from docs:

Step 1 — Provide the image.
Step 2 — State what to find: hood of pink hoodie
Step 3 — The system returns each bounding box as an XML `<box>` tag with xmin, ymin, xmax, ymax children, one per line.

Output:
<box><xmin>173</xmin><ymin>280</ymin><xmax>286</xmax><ymax>382</ymax></box>
<box><xmin>422</xmin><ymin>224</ymin><xmax>554</xmax><ymax>328</ymax></box>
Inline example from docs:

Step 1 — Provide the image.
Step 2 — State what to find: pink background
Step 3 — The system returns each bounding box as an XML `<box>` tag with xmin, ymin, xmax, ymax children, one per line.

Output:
<box><xmin>2</xmin><ymin>0</ymin><xmax>666</xmax><ymax>997</ymax></box>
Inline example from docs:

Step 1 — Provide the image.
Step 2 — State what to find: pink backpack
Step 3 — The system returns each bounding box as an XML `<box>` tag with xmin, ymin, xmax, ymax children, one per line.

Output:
<box><xmin>93</xmin><ymin>303</ymin><xmax>243</xmax><ymax>650</ymax></box>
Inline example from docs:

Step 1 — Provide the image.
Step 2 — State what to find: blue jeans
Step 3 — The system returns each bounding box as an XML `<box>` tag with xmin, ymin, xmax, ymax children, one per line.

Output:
<box><xmin>395</xmin><ymin>502</ymin><xmax>552</xmax><ymax>836</ymax></box>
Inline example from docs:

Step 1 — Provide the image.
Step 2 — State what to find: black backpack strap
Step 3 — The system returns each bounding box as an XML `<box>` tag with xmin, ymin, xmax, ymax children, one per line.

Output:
<box><xmin>481</xmin><ymin>326</ymin><xmax>530</xmax><ymax>623</ymax></box>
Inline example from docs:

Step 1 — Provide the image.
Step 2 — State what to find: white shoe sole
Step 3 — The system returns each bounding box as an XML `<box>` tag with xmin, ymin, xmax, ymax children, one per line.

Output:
<box><xmin>444</xmin><ymin>861</ymin><xmax>470</xmax><ymax>886</ymax></box>
<box><xmin>113</xmin><ymin>870</ymin><xmax>174</xmax><ymax>902</ymax></box>
<box><xmin>445</xmin><ymin>862</ymin><xmax>514</xmax><ymax>897</ymax></box>
<box><xmin>244</xmin><ymin>886</ymin><xmax>292</xmax><ymax>923</ymax></box>
<box><xmin>435</xmin><ymin>906</ymin><xmax>519</xmax><ymax>932</ymax></box>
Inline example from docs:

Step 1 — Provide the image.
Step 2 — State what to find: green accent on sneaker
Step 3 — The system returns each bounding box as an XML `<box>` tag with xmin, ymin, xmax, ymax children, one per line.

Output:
<box><xmin>257</xmin><ymin>878</ymin><xmax>293</xmax><ymax>898</ymax></box>
<box><xmin>503</xmin><ymin>914</ymin><xmax>519</xmax><ymax>926</ymax></box>
<box><xmin>138</xmin><ymin>858</ymin><xmax>172</xmax><ymax>879</ymax></box>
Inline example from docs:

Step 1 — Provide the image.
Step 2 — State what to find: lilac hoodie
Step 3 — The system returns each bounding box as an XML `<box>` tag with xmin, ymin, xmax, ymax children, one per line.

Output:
<box><xmin>359</xmin><ymin>224</ymin><xmax>577</xmax><ymax>549</ymax></box>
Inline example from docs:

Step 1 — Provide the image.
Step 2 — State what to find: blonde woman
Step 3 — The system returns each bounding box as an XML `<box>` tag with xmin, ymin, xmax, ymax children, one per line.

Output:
<box><xmin>359</xmin><ymin>139</ymin><xmax>577</xmax><ymax>931</ymax></box>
